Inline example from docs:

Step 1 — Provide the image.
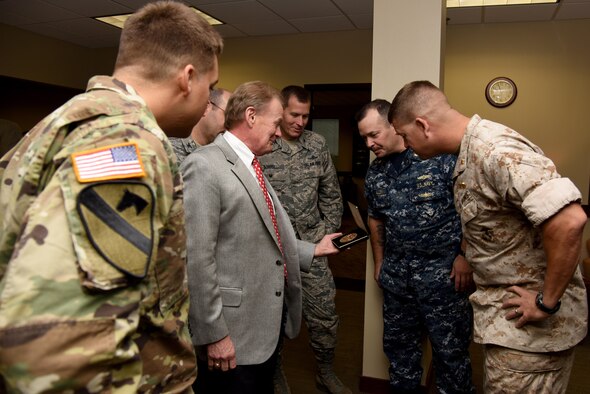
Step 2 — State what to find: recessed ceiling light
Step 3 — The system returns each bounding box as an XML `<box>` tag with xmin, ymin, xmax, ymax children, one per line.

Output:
<box><xmin>447</xmin><ymin>0</ymin><xmax>559</xmax><ymax>8</ymax></box>
<box><xmin>94</xmin><ymin>7</ymin><xmax>223</xmax><ymax>29</ymax></box>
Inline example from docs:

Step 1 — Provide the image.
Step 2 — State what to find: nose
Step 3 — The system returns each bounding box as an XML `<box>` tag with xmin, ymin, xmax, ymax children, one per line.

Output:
<box><xmin>275</xmin><ymin>125</ymin><xmax>282</xmax><ymax>137</ymax></box>
<box><xmin>366</xmin><ymin>138</ymin><xmax>374</xmax><ymax>149</ymax></box>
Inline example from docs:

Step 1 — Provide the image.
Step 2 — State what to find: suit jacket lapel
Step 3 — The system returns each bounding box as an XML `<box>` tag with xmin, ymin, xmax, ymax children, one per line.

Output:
<box><xmin>214</xmin><ymin>135</ymin><xmax>281</xmax><ymax>250</ymax></box>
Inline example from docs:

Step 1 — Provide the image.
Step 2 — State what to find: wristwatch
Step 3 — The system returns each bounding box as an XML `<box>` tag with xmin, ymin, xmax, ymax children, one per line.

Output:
<box><xmin>535</xmin><ymin>291</ymin><xmax>561</xmax><ymax>314</ymax></box>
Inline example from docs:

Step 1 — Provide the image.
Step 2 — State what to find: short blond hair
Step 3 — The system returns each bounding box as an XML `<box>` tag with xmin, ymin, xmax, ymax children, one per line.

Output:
<box><xmin>224</xmin><ymin>81</ymin><xmax>282</xmax><ymax>130</ymax></box>
<box><xmin>389</xmin><ymin>80</ymin><xmax>446</xmax><ymax>125</ymax></box>
<box><xmin>115</xmin><ymin>1</ymin><xmax>223</xmax><ymax>81</ymax></box>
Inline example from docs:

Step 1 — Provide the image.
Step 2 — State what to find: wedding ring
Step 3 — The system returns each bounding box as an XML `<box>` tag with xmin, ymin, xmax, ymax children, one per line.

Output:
<box><xmin>214</xmin><ymin>361</ymin><xmax>221</xmax><ymax>368</ymax></box>
<box><xmin>515</xmin><ymin>308</ymin><xmax>520</xmax><ymax>315</ymax></box>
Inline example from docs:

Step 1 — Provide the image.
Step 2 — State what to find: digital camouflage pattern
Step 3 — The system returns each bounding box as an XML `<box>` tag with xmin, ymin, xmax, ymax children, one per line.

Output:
<box><xmin>455</xmin><ymin>115</ymin><xmax>588</xmax><ymax>352</ymax></box>
<box><xmin>0</xmin><ymin>76</ymin><xmax>196</xmax><ymax>393</ymax></box>
<box><xmin>260</xmin><ymin>131</ymin><xmax>342</xmax><ymax>242</ymax></box>
<box><xmin>259</xmin><ymin>130</ymin><xmax>343</xmax><ymax>360</ymax></box>
<box><xmin>169</xmin><ymin>136</ymin><xmax>200</xmax><ymax>165</ymax></box>
<box><xmin>365</xmin><ymin>149</ymin><xmax>474</xmax><ymax>393</ymax></box>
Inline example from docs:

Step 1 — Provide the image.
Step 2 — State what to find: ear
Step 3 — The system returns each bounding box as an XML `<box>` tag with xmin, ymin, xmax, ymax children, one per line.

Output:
<box><xmin>178</xmin><ymin>64</ymin><xmax>196</xmax><ymax>97</ymax></box>
<box><xmin>415</xmin><ymin>117</ymin><xmax>430</xmax><ymax>138</ymax></box>
<box><xmin>245</xmin><ymin>106</ymin><xmax>256</xmax><ymax>127</ymax></box>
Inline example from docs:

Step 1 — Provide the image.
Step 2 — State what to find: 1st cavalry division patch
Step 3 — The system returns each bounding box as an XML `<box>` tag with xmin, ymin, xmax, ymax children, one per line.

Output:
<box><xmin>77</xmin><ymin>181</ymin><xmax>155</xmax><ymax>279</ymax></box>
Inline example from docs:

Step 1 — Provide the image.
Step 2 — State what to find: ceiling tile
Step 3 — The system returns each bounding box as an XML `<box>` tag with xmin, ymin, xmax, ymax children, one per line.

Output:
<box><xmin>108</xmin><ymin>0</ymin><xmax>152</xmax><ymax>10</ymax></box>
<box><xmin>19</xmin><ymin>22</ymin><xmax>87</xmax><ymax>45</ymax></box>
<box><xmin>186</xmin><ymin>0</ymin><xmax>245</xmax><ymax>4</ymax></box>
<box><xmin>0</xmin><ymin>10</ymin><xmax>38</xmax><ymax>26</ymax></box>
<box><xmin>484</xmin><ymin>4</ymin><xmax>558</xmax><ymax>23</ymax></box>
<box><xmin>332</xmin><ymin>0</ymin><xmax>373</xmax><ymax>15</ymax></box>
<box><xmin>555</xmin><ymin>2</ymin><xmax>590</xmax><ymax>19</ymax></box>
<box><xmin>0</xmin><ymin>0</ymin><xmax>81</xmax><ymax>23</ymax></box>
<box><xmin>348</xmin><ymin>13</ymin><xmax>373</xmax><ymax>29</ymax></box>
<box><xmin>42</xmin><ymin>0</ymin><xmax>133</xmax><ymax>17</ymax></box>
<box><xmin>233</xmin><ymin>19</ymin><xmax>298</xmax><ymax>35</ymax></box>
<box><xmin>258</xmin><ymin>0</ymin><xmax>341</xmax><ymax>19</ymax></box>
<box><xmin>1</xmin><ymin>0</ymin><xmax>590</xmax><ymax>48</ymax></box>
<box><xmin>213</xmin><ymin>24</ymin><xmax>247</xmax><ymax>38</ymax></box>
<box><xmin>289</xmin><ymin>15</ymin><xmax>356</xmax><ymax>33</ymax></box>
<box><xmin>197</xmin><ymin>1</ymin><xmax>280</xmax><ymax>25</ymax></box>
<box><xmin>50</xmin><ymin>18</ymin><xmax>121</xmax><ymax>39</ymax></box>
<box><xmin>447</xmin><ymin>7</ymin><xmax>483</xmax><ymax>24</ymax></box>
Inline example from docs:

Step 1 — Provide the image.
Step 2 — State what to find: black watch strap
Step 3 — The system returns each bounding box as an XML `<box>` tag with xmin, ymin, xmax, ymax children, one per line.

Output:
<box><xmin>535</xmin><ymin>291</ymin><xmax>561</xmax><ymax>314</ymax></box>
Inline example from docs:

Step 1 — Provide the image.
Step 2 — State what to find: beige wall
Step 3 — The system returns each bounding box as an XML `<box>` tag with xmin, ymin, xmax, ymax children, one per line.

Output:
<box><xmin>445</xmin><ymin>19</ymin><xmax>590</xmax><ymax>207</ymax></box>
<box><xmin>0</xmin><ymin>24</ymin><xmax>117</xmax><ymax>89</ymax></box>
<box><xmin>218</xmin><ymin>19</ymin><xmax>589</xmax><ymax>203</ymax></box>
<box><xmin>3</xmin><ymin>18</ymin><xmax>590</xmax><ymax>199</ymax></box>
<box><xmin>3</xmin><ymin>20</ymin><xmax>587</xmax><ymax>208</ymax></box>
<box><xmin>217</xmin><ymin>29</ymin><xmax>372</xmax><ymax>90</ymax></box>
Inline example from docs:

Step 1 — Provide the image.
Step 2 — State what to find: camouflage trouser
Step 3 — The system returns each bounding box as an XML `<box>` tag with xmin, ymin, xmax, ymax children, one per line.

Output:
<box><xmin>483</xmin><ymin>345</ymin><xmax>575</xmax><ymax>394</ymax></box>
<box><xmin>301</xmin><ymin>255</ymin><xmax>339</xmax><ymax>365</ymax></box>
<box><xmin>381</xmin><ymin>253</ymin><xmax>474</xmax><ymax>394</ymax></box>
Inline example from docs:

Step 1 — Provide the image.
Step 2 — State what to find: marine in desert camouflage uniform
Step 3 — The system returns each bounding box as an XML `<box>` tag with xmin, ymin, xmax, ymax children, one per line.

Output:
<box><xmin>390</xmin><ymin>81</ymin><xmax>588</xmax><ymax>394</ymax></box>
<box><xmin>259</xmin><ymin>86</ymin><xmax>346</xmax><ymax>394</ymax></box>
<box><xmin>0</xmin><ymin>2</ymin><xmax>222</xmax><ymax>392</ymax></box>
<box><xmin>358</xmin><ymin>99</ymin><xmax>474</xmax><ymax>394</ymax></box>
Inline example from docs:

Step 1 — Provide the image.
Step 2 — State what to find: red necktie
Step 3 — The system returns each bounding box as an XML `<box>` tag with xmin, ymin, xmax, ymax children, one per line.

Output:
<box><xmin>252</xmin><ymin>157</ymin><xmax>287</xmax><ymax>280</ymax></box>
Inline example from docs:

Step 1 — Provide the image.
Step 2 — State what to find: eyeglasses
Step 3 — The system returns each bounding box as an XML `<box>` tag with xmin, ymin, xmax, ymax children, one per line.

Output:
<box><xmin>209</xmin><ymin>100</ymin><xmax>225</xmax><ymax>112</ymax></box>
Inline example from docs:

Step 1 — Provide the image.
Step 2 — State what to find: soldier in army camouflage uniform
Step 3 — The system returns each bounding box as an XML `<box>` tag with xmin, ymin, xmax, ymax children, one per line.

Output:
<box><xmin>170</xmin><ymin>88</ymin><xmax>232</xmax><ymax>164</ymax></box>
<box><xmin>390</xmin><ymin>81</ymin><xmax>588</xmax><ymax>394</ymax></box>
<box><xmin>259</xmin><ymin>85</ymin><xmax>347</xmax><ymax>394</ymax></box>
<box><xmin>0</xmin><ymin>2</ymin><xmax>222</xmax><ymax>392</ymax></box>
<box><xmin>357</xmin><ymin>100</ymin><xmax>475</xmax><ymax>394</ymax></box>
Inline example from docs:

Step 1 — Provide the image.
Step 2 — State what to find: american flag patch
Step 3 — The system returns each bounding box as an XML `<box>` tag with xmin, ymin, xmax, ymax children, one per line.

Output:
<box><xmin>72</xmin><ymin>143</ymin><xmax>146</xmax><ymax>183</ymax></box>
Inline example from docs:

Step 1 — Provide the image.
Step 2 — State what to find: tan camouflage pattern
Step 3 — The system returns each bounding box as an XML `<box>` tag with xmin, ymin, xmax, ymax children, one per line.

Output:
<box><xmin>0</xmin><ymin>76</ymin><xmax>196</xmax><ymax>392</ymax></box>
<box><xmin>454</xmin><ymin>115</ymin><xmax>588</xmax><ymax>353</ymax></box>
<box><xmin>483</xmin><ymin>345</ymin><xmax>574</xmax><ymax>394</ymax></box>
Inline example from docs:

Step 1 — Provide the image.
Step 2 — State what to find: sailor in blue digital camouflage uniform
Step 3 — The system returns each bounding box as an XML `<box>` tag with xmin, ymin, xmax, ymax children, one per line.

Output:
<box><xmin>356</xmin><ymin>99</ymin><xmax>475</xmax><ymax>394</ymax></box>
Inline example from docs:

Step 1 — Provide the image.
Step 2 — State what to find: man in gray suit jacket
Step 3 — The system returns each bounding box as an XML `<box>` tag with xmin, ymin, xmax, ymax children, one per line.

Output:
<box><xmin>182</xmin><ymin>81</ymin><xmax>341</xmax><ymax>393</ymax></box>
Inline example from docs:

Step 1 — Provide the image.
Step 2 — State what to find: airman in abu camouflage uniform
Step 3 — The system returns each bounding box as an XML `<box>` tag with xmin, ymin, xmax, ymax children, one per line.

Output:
<box><xmin>358</xmin><ymin>100</ymin><xmax>474</xmax><ymax>394</ymax></box>
<box><xmin>0</xmin><ymin>2</ymin><xmax>222</xmax><ymax>392</ymax></box>
<box><xmin>259</xmin><ymin>86</ymin><xmax>346</xmax><ymax>394</ymax></box>
<box><xmin>389</xmin><ymin>81</ymin><xmax>588</xmax><ymax>393</ymax></box>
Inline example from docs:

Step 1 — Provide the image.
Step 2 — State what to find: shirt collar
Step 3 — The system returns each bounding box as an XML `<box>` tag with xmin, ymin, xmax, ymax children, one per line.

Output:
<box><xmin>223</xmin><ymin>131</ymin><xmax>257</xmax><ymax>178</ymax></box>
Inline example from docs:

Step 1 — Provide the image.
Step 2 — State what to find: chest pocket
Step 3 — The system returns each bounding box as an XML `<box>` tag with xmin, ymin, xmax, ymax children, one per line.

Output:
<box><xmin>409</xmin><ymin>183</ymin><xmax>450</xmax><ymax>224</ymax></box>
<box><xmin>456</xmin><ymin>189</ymin><xmax>479</xmax><ymax>224</ymax></box>
<box><xmin>291</xmin><ymin>159</ymin><xmax>321</xmax><ymax>184</ymax></box>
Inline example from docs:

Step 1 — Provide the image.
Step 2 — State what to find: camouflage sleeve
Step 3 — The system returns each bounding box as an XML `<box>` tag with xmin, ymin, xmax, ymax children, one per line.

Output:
<box><xmin>483</xmin><ymin>142</ymin><xmax>581</xmax><ymax>226</ymax></box>
<box><xmin>317</xmin><ymin>142</ymin><xmax>343</xmax><ymax>233</ymax></box>
<box><xmin>364</xmin><ymin>164</ymin><xmax>384</xmax><ymax>220</ymax></box>
<box><xmin>0</xmin><ymin>130</ymin><xmax>185</xmax><ymax>392</ymax></box>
